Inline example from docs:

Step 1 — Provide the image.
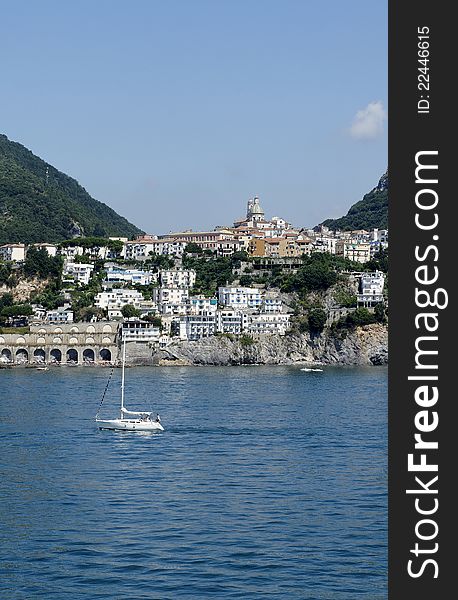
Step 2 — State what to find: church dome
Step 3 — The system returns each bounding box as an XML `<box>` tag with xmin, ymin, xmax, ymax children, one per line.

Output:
<box><xmin>247</xmin><ymin>196</ymin><xmax>265</xmax><ymax>220</ymax></box>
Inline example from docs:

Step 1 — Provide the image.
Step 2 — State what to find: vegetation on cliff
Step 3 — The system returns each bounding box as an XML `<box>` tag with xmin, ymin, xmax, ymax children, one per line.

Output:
<box><xmin>0</xmin><ymin>134</ymin><xmax>142</xmax><ymax>244</ymax></box>
<box><xmin>321</xmin><ymin>172</ymin><xmax>388</xmax><ymax>231</ymax></box>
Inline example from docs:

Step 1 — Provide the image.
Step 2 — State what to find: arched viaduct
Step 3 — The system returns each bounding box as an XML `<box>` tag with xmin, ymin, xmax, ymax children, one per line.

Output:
<box><xmin>0</xmin><ymin>322</ymin><xmax>119</xmax><ymax>366</ymax></box>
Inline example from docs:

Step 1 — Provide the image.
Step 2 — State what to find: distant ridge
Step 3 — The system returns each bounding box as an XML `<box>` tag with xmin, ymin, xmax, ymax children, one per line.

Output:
<box><xmin>321</xmin><ymin>172</ymin><xmax>388</xmax><ymax>231</ymax></box>
<box><xmin>0</xmin><ymin>134</ymin><xmax>143</xmax><ymax>244</ymax></box>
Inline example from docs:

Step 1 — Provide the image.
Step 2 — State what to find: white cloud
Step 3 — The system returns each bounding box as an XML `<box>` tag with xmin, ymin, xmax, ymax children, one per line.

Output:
<box><xmin>349</xmin><ymin>101</ymin><xmax>386</xmax><ymax>140</ymax></box>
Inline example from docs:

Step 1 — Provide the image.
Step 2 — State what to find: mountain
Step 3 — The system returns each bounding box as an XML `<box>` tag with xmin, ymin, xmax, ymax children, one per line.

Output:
<box><xmin>0</xmin><ymin>134</ymin><xmax>143</xmax><ymax>244</ymax></box>
<box><xmin>321</xmin><ymin>172</ymin><xmax>388</xmax><ymax>231</ymax></box>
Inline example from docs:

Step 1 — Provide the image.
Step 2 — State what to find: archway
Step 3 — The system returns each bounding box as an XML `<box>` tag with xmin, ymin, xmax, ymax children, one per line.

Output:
<box><xmin>66</xmin><ymin>348</ymin><xmax>78</xmax><ymax>363</ymax></box>
<box><xmin>15</xmin><ymin>348</ymin><xmax>29</xmax><ymax>363</ymax></box>
<box><xmin>33</xmin><ymin>348</ymin><xmax>46</xmax><ymax>363</ymax></box>
<box><xmin>83</xmin><ymin>348</ymin><xmax>95</xmax><ymax>363</ymax></box>
<box><xmin>1</xmin><ymin>348</ymin><xmax>12</xmax><ymax>363</ymax></box>
<box><xmin>100</xmin><ymin>348</ymin><xmax>112</xmax><ymax>362</ymax></box>
<box><xmin>50</xmin><ymin>348</ymin><xmax>62</xmax><ymax>363</ymax></box>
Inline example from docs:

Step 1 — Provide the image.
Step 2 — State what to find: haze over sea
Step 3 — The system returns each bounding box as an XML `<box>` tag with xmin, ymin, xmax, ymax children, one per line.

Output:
<box><xmin>0</xmin><ymin>365</ymin><xmax>387</xmax><ymax>599</ymax></box>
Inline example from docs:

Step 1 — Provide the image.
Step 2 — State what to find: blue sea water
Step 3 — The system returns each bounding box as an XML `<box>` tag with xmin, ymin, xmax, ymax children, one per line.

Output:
<box><xmin>0</xmin><ymin>365</ymin><xmax>387</xmax><ymax>599</ymax></box>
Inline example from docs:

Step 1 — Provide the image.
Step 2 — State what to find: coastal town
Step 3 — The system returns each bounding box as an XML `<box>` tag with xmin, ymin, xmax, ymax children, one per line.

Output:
<box><xmin>0</xmin><ymin>196</ymin><xmax>387</xmax><ymax>366</ymax></box>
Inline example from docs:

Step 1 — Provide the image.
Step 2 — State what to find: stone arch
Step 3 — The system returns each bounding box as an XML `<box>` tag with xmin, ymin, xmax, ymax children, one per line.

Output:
<box><xmin>100</xmin><ymin>348</ymin><xmax>112</xmax><ymax>362</ymax></box>
<box><xmin>0</xmin><ymin>336</ymin><xmax>5</xmax><ymax>344</ymax></box>
<box><xmin>69</xmin><ymin>336</ymin><xmax>78</xmax><ymax>344</ymax></box>
<box><xmin>85</xmin><ymin>337</ymin><xmax>95</xmax><ymax>344</ymax></box>
<box><xmin>50</xmin><ymin>348</ymin><xmax>62</xmax><ymax>363</ymax></box>
<box><xmin>86</xmin><ymin>325</ymin><xmax>96</xmax><ymax>334</ymax></box>
<box><xmin>1</xmin><ymin>348</ymin><xmax>12</xmax><ymax>362</ymax></box>
<box><xmin>54</xmin><ymin>327</ymin><xmax>63</xmax><ymax>334</ymax></box>
<box><xmin>16</xmin><ymin>348</ymin><xmax>29</xmax><ymax>363</ymax></box>
<box><xmin>16</xmin><ymin>336</ymin><xmax>26</xmax><ymax>345</ymax></box>
<box><xmin>38</xmin><ymin>328</ymin><xmax>46</xmax><ymax>335</ymax></box>
<box><xmin>36</xmin><ymin>337</ymin><xmax>46</xmax><ymax>345</ymax></box>
<box><xmin>66</xmin><ymin>348</ymin><xmax>78</xmax><ymax>363</ymax></box>
<box><xmin>83</xmin><ymin>348</ymin><xmax>95</xmax><ymax>362</ymax></box>
<box><xmin>70</xmin><ymin>326</ymin><xmax>80</xmax><ymax>333</ymax></box>
<box><xmin>33</xmin><ymin>348</ymin><xmax>46</xmax><ymax>363</ymax></box>
<box><xmin>53</xmin><ymin>337</ymin><xmax>62</xmax><ymax>344</ymax></box>
<box><xmin>102</xmin><ymin>324</ymin><xmax>112</xmax><ymax>334</ymax></box>
<box><xmin>102</xmin><ymin>337</ymin><xmax>112</xmax><ymax>345</ymax></box>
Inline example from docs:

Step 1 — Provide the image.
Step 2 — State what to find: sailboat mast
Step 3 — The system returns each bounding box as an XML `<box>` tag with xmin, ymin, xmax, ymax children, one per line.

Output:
<box><xmin>120</xmin><ymin>336</ymin><xmax>126</xmax><ymax>419</ymax></box>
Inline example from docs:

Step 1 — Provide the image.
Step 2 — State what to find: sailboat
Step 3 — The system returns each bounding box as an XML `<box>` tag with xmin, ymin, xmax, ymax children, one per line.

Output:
<box><xmin>95</xmin><ymin>337</ymin><xmax>164</xmax><ymax>432</ymax></box>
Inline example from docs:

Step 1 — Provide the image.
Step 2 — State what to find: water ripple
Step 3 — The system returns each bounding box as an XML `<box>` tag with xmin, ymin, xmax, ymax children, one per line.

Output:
<box><xmin>0</xmin><ymin>365</ymin><xmax>387</xmax><ymax>599</ymax></box>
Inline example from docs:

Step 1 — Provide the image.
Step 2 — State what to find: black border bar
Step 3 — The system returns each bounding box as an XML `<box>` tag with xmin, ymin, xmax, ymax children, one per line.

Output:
<box><xmin>389</xmin><ymin>2</ymin><xmax>454</xmax><ymax>596</ymax></box>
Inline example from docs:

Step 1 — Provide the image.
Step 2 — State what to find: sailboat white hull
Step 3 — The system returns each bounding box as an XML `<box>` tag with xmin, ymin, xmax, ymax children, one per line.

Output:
<box><xmin>95</xmin><ymin>338</ymin><xmax>164</xmax><ymax>432</ymax></box>
<box><xmin>96</xmin><ymin>418</ymin><xmax>164</xmax><ymax>432</ymax></box>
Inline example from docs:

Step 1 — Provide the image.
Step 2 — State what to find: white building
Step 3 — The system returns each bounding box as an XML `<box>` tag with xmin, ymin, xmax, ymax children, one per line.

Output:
<box><xmin>58</xmin><ymin>245</ymin><xmax>86</xmax><ymax>260</ymax></box>
<box><xmin>121</xmin><ymin>319</ymin><xmax>161</xmax><ymax>343</ymax></box>
<box><xmin>106</xmin><ymin>267</ymin><xmax>157</xmax><ymax>286</ymax></box>
<box><xmin>153</xmin><ymin>287</ymin><xmax>189</xmax><ymax>306</ymax></box>
<box><xmin>188</xmin><ymin>296</ymin><xmax>218</xmax><ymax>315</ymax></box>
<box><xmin>31</xmin><ymin>305</ymin><xmax>47</xmax><ymax>321</ymax></box>
<box><xmin>179</xmin><ymin>314</ymin><xmax>216</xmax><ymax>340</ymax></box>
<box><xmin>31</xmin><ymin>243</ymin><xmax>58</xmax><ymax>257</ymax></box>
<box><xmin>262</xmin><ymin>298</ymin><xmax>283</xmax><ymax>313</ymax></box>
<box><xmin>59</xmin><ymin>244</ymin><xmax>114</xmax><ymax>260</ymax></box>
<box><xmin>214</xmin><ymin>240</ymin><xmax>244</xmax><ymax>256</ymax></box>
<box><xmin>245</xmin><ymin>313</ymin><xmax>291</xmax><ymax>336</ymax></box>
<box><xmin>312</xmin><ymin>236</ymin><xmax>337</xmax><ymax>255</ymax></box>
<box><xmin>357</xmin><ymin>271</ymin><xmax>385</xmax><ymax>306</ymax></box>
<box><xmin>150</xmin><ymin>239</ymin><xmax>188</xmax><ymax>257</ymax></box>
<box><xmin>46</xmin><ymin>306</ymin><xmax>74</xmax><ymax>323</ymax></box>
<box><xmin>215</xmin><ymin>310</ymin><xmax>245</xmax><ymax>335</ymax></box>
<box><xmin>159</xmin><ymin>269</ymin><xmax>196</xmax><ymax>288</ymax></box>
<box><xmin>373</xmin><ymin>228</ymin><xmax>389</xmax><ymax>243</ymax></box>
<box><xmin>218</xmin><ymin>287</ymin><xmax>262</xmax><ymax>309</ymax></box>
<box><xmin>0</xmin><ymin>243</ymin><xmax>26</xmax><ymax>262</ymax></box>
<box><xmin>152</xmin><ymin>287</ymin><xmax>189</xmax><ymax>315</ymax></box>
<box><xmin>95</xmin><ymin>289</ymin><xmax>145</xmax><ymax>310</ymax></box>
<box><xmin>123</xmin><ymin>239</ymin><xmax>157</xmax><ymax>261</ymax></box>
<box><xmin>63</xmin><ymin>262</ymin><xmax>94</xmax><ymax>285</ymax></box>
<box><xmin>336</xmin><ymin>241</ymin><xmax>371</xmax><ymax>264</ymax></box>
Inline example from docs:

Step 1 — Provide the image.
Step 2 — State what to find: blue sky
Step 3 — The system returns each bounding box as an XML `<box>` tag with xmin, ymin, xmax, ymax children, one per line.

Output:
<box><xmin>1</xmin><ymin>0</ymin><xmax>387</xmax><ymax>233</ymax></box>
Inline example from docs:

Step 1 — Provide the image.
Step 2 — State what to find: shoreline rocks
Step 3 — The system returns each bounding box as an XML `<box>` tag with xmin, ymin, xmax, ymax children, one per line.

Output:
<box><xmin>152</xmin><ymin>323</ymin><xmax>388</xmax><ymax>367</ymax></box>
<box><xmin>1</xmin><ymin>324</ymin><xmax>388</xmax><ymax>368</ymax></box>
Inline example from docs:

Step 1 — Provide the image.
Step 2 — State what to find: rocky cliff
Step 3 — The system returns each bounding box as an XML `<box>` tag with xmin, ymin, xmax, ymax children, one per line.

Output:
<box><xmin>151</xmin><ymin>324</ymin><xmax>388</xmax><ymax>367</ymax></box>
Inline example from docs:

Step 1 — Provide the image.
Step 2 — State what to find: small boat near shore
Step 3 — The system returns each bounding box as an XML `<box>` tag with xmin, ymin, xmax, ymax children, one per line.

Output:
<box><xmin>95</xmin><ymin>339</ymin><xmax>164</xmax><ymax>433</ymax></box>
<box><xmin>300</xmin><ymin>367</ymin><xmax>323</xmax><ymax>372</ymax></box>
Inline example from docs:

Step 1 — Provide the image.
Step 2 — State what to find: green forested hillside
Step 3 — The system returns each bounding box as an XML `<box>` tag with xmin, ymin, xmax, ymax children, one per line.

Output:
<box><xmin>0</xmin><ymin>134</ymin><xmax>143</xmax><ymax>244</ymax></box>
<box><xmin>321</xmin><ymin>172</ymin><xmax>388</xmax><ymax>231</ymax></box>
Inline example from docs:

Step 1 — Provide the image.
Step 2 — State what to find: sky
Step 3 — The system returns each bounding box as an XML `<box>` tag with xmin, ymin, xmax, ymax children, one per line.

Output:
<box><xmin>0</xmin><ymin>0</ymin><xmax>387</xmax><ymax>234</ymax></box>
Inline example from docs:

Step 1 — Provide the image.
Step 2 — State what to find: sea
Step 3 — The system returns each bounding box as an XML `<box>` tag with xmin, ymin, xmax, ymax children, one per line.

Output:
<box><xmin>0</xmin><ymin>365</ymin><xmax>387</xmax><ymax>599</ymax></box>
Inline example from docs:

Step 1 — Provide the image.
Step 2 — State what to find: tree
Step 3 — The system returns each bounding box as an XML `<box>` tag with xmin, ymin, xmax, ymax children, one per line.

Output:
<box><xmin>364</xmin><ymin>248</ymin><xmax>388</xmax><ymax>273</ymax></box>
<box><xmin>31</xmin><ymin>280</ymin><xmax>64</xmax><ymax>309</ymax></box>
<box><xmin>23</xmin><ymin>247</ymin><xmax>63</xmax><ymax>279</ymax></box>
<box><xmin>0</xmin><ymin>304</ymin><xmax>34</xmax><ymax>323</ymax></box>
<box><xmin>333</xmin><ymin>288</ymin><xmax>357</xmax><ymax>308</ymax></box>
<box><xmin>145</xmin><ymin>253</ymin><xmax>175</xmax><ymax>270</ymax></box>
<box><xmin>308</xmin><ymin>308</ymin><xmax>327</xmax><ymax>334</ymax></box>
<box><xmin>346</xmin><ymin>308</ymin><xmax>376</xmax><ymax>327</ymax></box>
<box><xmin>0</xmin><ymin>293</ymin><xmax>14</xmax><ymax>312</ymax></box>
<box><xmin>374</xmin><ymin>302</ymin><xmax>386</xmax><ymax>323</ymax></box>
<box><xmin>121</xmin><ymin>304</ymin><xmax>141</xmax><ymax>318</ymax></box>
<box><xmin>0</xmin><ymin>262</ymin><xmax>13</xmax><ymax>286</ymax></box>
<box><xmin>77</xmin><ymin>306</ymin><xmax>104</xmax><ymax>322</ymax></box>
<box><xmin>184</xmin><ymin>242</ymin><xmax>203</xmax><ymax>255</ymax></box>
<box><xmin>239</xmin><ymin>274</ymin><xmax>253</xmax><ymax>287</ymax></box>
<box><xmin>142</xmin><ymin>314</ymin><xmax>162</xmax><ymax>328</ymax></box>
<box><xmin>280</xmin><ymin>253</ymin><xmax>345</xmax><ymax>294</ymax></box>
<box><xmin>240</xmin><ymin>334</ymin><xmax>255</xmax><ymax>347</ymax></box>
